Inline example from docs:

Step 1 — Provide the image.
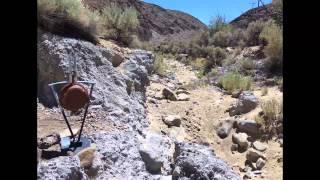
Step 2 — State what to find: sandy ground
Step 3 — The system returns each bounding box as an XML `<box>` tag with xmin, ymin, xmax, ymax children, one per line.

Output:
<box><xmin>146</xmin><ymin>59</ymin><xmax>283</xmax><ymax>180</ymax></box>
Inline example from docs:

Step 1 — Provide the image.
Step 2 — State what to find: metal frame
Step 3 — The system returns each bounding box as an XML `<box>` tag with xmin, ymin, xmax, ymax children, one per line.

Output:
<box><xmin>48</xmin><ymin>81</ymin><xmax>95</xmax><ymax>148</ymax></box>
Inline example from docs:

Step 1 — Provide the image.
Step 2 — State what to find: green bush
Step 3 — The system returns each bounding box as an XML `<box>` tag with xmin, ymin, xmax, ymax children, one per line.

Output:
<box><xmin>100</xmin><ymin>4</ymin><xmax>139</xmax><ymax>45</ymax></box>
<box><xmin>222</xmin><ymin>57</ymin><xmax>236</xmax><ymax>66</ymax></box>
<box><xmin>245</xmin><ymin>20</ymin><xmax>270</xmax><ymax>46</ymax></box>
<box><xmin>272</xmin><ymin>0</ymin><xmax>283</xmax><ymax>25</ymax></box>
<box><xmin>153</xmin><ymin>54</ymin><xmax>168</xmax><ymax>76</ymax></box>
<box><xmin>205</xmin><ymin>46</ymin><xmax>227</xmax><ymax>72</ymax></box>
<box><xmin>129</xmin><ymin>35</ymin><xmax>142</xmax><ymax>49</ymax></box>
<box><xmin>218</xmin><ymin>72</ymin><xmax>252</xmax><ymax>93</ymax></box>
<box><xmin>259</xmin><ymin>21</ymin><xmax>283</xmax><ymax>72</ymax></box>
<box><xmin>240</xmin><ymin>58</ymin><xmax>255</xmax><ymax>71</ymax></box>
<box><xmin>210</xmin><ymin>30</ymin><xmax>232</xmax><ymax>47</ymax></box>
<box><xmin>257</xmin><ymin>99</ymin><xmax>282</xmax><ymax>134</ymax></box>
<box><xmin>229</xmin><ymin>28</ymin><xmax>246</xmax><ymax>47</ymax></box>
<box><xmin>37</xmin><ymin>0</ymin><xmax>99</xmax><ymax>44</ymax></box>
<box><xmin>208</xmin><ymin>15</ymin><xmax>229</xmax><ymax>35</ymax></box>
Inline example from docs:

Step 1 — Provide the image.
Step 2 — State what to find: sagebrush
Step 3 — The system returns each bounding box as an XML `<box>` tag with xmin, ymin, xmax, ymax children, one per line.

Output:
<box><xmin>218</xmin><ymin>72</ymin><xmax>252</xmax><ymax>93</ymax></box>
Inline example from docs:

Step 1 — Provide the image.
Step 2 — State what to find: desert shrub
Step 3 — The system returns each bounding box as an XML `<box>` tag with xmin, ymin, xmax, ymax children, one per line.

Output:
<box><xmin>257</xmin><ymin>99</ymin><xmax>282</xmax><ymax>134</ymax></box>
<box><xmin>207</xmin><ymin>67</ymin><xmax>219</xmax><ymax>77</ymax></box>
<box><xmin>261</xmin><ymin>87</ymin><xmax>268</xmax><ymax>96</ymax></box>
<box><xmin>37</xmin><ymin>0</ymin><xmax>99</xmax><ymax>44</ymax></box>
<box><xmin>240</xmin><ymin>58</ymin><xmax>255</xmax><ymax>71</ymax></box>
<box><xmin>196</xmin><ymin>31</ymin><xmax>210</xmax><ymax>46</ymax></box>
<box><xmin>208</xmin><ymin>15</ymin><xmax>229</xmax><ymax>35</ymax></box>
<box><xmin>204</xmin><ymin>46</ymin><xmax>227</xmax><ymax>72</ymax></box>
<box><xmin>100</xmin><ymin>4</ymin><xmax>139</xmax><ymax>46</ymax></box>
<box><xmin>128</xmin><ymin>35</ymin><xmax>142</xmax><ymax>49</ymax></box>
<box><xmin>259</xmin><ymin>21</ymin><xmax>283</xmax><ymax>72</ymax></box>
<box><xmin>153</xmin><ymin>54</ymin><xmax>168</xmax><ymax>76</ymax></box>
<box><xmin>210</xmin><ymin>30</ymin><xmax>232</xmax><ymax>47</ymax></box>
<box><xmin>222</xmin><ymin>57</ymin><xmax>236</xmax><ymax>66</ymax></box>
<box><xmin>229</xmin><ymin>28</ymin><xmax>246</xmax><ymax>47</ymax></box>
<box><xmin>218</xmin><ymin>72</ymin><xmax>252</xmax><ymax>93</ymax></box>
<box><xmin>272</xmin><ymin>0</ymin><xmax>283</xmax><ymax>25</ymax></box>
<box><xmin>245</xmin><ymin>20</ymin><xmax>271</xmax><ymax>46</ymax></box>
<box><xmin>190</xmin><ymin>58</ymin><xmax>207</xmax><ymax>71</ymax></box>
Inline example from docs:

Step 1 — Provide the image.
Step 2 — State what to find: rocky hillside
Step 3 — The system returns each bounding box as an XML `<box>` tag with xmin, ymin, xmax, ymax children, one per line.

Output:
<box><xmin>230</xmin><ymin>3</ymin><xmax>281</xmax><ymax>28</ymax></box>
<box><xmin>37</xmin><ymin>32</ymin><xmax>241</xmax><ymax>179</ymax></box>
<box><xmin>82</xmin><ymin>0</ymin><xmax>208</xmax><ymax>43</ymax></box>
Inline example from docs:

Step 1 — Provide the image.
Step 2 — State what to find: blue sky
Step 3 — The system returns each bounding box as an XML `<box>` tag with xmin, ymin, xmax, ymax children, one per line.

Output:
<box><xmin>143</xmin><ymin>0</ymin><xmax>272</xmax><ymax>25</ymax></box>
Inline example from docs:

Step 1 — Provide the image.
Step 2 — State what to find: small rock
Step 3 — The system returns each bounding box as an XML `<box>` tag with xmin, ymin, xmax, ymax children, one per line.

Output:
<box><xmin>162</xmin><ymin>115</ymin><xmax>181</xmax><ymax>127</ymax></box>
<box><xmin>231</xmin><ymin>144</ymin><xmax>238</xmax><ymax>152</ymax></box>
<box><xmin>59</xmin><ymin>128</ymin><xmax>80</xmax><ymax>138</ymax></box>
<box><xmin>177</xmin><ymin>93</ymin><xmax>190</xmax><ymax>101</ymax></box>
<box><xmin>76</xmin><ymin>146</ymin><xmax>96</xmax><ymax>169</ymax></box>
<box><xmin>111</xmin><ymin>53</ymin><xmax>124</xmax><ymax>67</ymax></box>
<box><xmin>176</xmin><ymin>89</ymin><xmax>190</xmax><ymax>95</ymax></box>
<box><xmin>162</xmin><ymin>88</ymin><xmax>177</xmax><ymax>101</ymax></box>
<box><xmin>246</xmin><ymin>148</ymin><xmax>266</xmax><ymax>162</ymax></box>
<box><xmin>232</xmin><ymin>133</ymin><xmax>249</xmax><ymax>151</ymax></box>
<box><xmin>217</xmin><ymin>119</ymin><xmax>235</xmax><ymax>139</ymax></box>
<box><xmin>38</xmin><ymin>133</ymin><xmax>61</xmax><ymax>149</ymax></box>
<box><xmin>256</xmin><ymin>158</ymin><xmax>266</xmax><ymax>170</ymax></box>
<box><xmin>237</xmin><ymin>119</ymin><xmax>261</xmax><ymax>136</ymax></box>
<box><xmin>253</xmin><ymin>141</ymin><xmax>268</xmax><ymax>152</ymax></box>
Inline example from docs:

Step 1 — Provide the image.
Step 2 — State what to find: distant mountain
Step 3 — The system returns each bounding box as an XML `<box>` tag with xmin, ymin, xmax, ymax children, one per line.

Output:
<box><xmin>230</xmin><ymin>3</ymin><xmax>282</xmax><ymax>28</ymax></box>
<box><xmin>82</xmin><ymin>0</ymin><xmax>208</xmax><ymax>43</ymax></box>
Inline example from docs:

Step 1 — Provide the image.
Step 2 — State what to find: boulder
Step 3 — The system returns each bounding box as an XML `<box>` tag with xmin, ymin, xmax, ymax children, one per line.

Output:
<box><xmin>162</xmin><ymin>88</ymin><xmax>177</xmax><ymax>101</ymax></box>
<box><xmin>37</xmin><ymin>156</ymin><xmax>88</xmax><ymax>180</ymax></box>
<box><xmin>38</xmin><ymin>33</ymin><xmax>154</xmax><ymax>133</ymax></box>
<box><xmin>89</xmin><ymin>131</ymin><xmax>157</xmax><ymax>179</ymax></box>
<box><xmin>173</xmin><ymin>142</ymin><xmax>241</xmax><ymax>180</ymax></box>
<box><xmin>76</xmin><ymin>145</ymin><xmax>96</xmax><ymax>169</ymax></box>
<box><xmin>237</xmin><ymin>119</ymin><xmax>261</xmax><ymax>136</ymax></box>
<box><xmin>228</xmin><ymin>91</ymin><xmax>258</xmax><ymax>116</ymax></box>
<box><xmin>246</xmin><ymin>148</ymin><xmax>266</xmax><ymax>162</ymax></box>
<box><xmin>162</xmin><ymin>115</ymin><xmax>181</xmax><ymax>127</ymax></box>
<box><xmin>253</xmin><ymin>141</ymin><xmax>268</xmax><ymax>152</ymax></box>
<box><xmin>232</xmin><ymin>133</ymin><xmax>249</xmax><ymax>151</ymax></box>
<box><xmin>139</xmin><ymin>132</ymin><xmax>174</xmax><ymax>174</ymax></box>
<box><xmin>217</xmin><ymin>119</ymin><xmax>235</xmax><ymax>139</ymax></box>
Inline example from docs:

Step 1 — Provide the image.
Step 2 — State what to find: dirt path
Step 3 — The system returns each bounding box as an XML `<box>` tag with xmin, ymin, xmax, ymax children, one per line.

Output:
<box><xmin>146</xmin><ymin>58</ymin><xmax>283</xmax><ymax>180</ymax></box>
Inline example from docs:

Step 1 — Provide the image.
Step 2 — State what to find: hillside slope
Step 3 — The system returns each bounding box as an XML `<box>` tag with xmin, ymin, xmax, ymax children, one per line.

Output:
<box><xmin>82</xmin><ymin>0</ymin><xmax>208</xmax><ymax>43</ymax></box>
<box><xmin>230</xmin><ymin>3</ymin><xmax>282</xmax><ymax>28</ymax></box>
